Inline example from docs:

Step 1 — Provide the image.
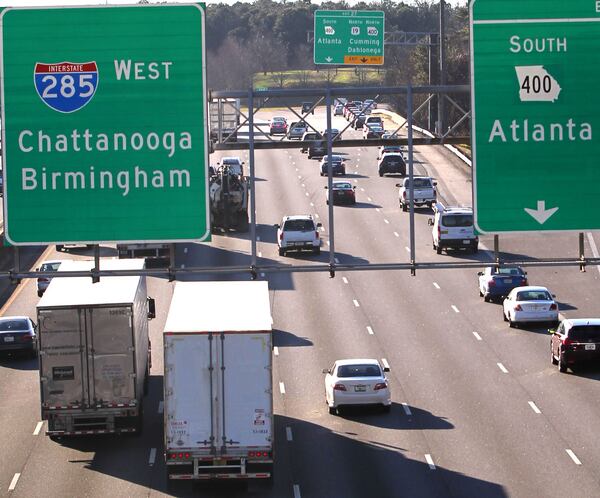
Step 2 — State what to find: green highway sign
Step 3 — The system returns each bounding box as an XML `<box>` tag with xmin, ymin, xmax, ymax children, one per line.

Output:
<box><xmin>314</xmin><ymin>10</ymin><xmax>384</xmax><ymax>65</ymax></box>
<box><xmin>0</xmin><ymin>4</ymin><xmax>210</xmax><ymax>245</ymax></box>
<box><xmin>471</xmin><ymin>0</ymin><xmax>600</xmax><ymax>234</ymax></box>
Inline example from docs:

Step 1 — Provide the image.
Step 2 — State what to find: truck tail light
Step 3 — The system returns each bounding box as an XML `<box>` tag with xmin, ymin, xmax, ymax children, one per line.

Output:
<box><xmin>402</xmin><ymin>191</ymin><xmax>406</xmax><ymax>199</ymax></box>
<box><xmin>279</xmin><ymin>232</ymin><xmax>283</xmax><ymax>241</ymax></box>
<box><xmin>315</xmin><ymin>231</ymin><xmax>319</xmax><ymax>239</ymax></box>
<box><xmin>374</xmin><ymin>382</ymin><xmax>387</xmax><ymax>391</ymax></box>
<box><xmin>333</xmin><ymin>383</ymin><xmax>346</xmax><ymax>391</ymax></box>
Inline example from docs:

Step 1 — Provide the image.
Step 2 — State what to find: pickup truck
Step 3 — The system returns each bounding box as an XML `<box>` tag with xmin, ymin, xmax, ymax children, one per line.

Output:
<box><xmin>396</xmin><ymin>176</ymin><xmax>437</xmax><ymax>211</ymax></box>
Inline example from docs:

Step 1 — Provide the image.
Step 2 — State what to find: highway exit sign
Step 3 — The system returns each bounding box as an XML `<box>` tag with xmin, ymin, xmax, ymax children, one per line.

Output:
<box><xmin>0</xmin><ymin>4</ymin><xmax>210</xmax><ymax>245</ymax></box>
<box><xmin>471</xmin><ymin>0</ymin><xmax>600</xmax><ymax>234</ymax></box>
<box><xmin>314</xmin><ymin>10</ymin><xmax>384</xmax><ymax>65</ymax></box>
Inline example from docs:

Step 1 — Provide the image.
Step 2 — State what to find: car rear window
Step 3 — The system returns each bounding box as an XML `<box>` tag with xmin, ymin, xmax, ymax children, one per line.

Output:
<box><xmin>40</xmin><ymin>262</ymin><xmax>61</xmax><ymax>272</ymax></box>
<box><xmin>516</xmin><ymin>290</ymin><xmax>552</xmax><ymax>301</ymax></box>
<box><xmin>338</xmin><ymin>364</ymin><xmax>382</xmax><ymax>378</ymax></box>
<box><xmin>334</xmin><ymin>183</ymin><xmax>352</xmax><ymax>189</ymax></box>
<box><xmin>495</xmin><ymin>267</ymin><xmax>523</xmax><ymax>276</ymax></box>
<box><xmin>283</xmin><ymin>220</ymin><xmax>315</xmax><ymax>231</ymax></box>
<box><xmin>569</xmin><ymin>326</ymin><xmax>600</xmax><ymax>342</ymax></box>
<box><xmin>406</xmin><ymin>178</ymin><xmax>432</xmax><ymax>188</ymax></box>
<box><xmin>382</xmin><ymin>155</ymin><xmax>404</xmax><ymax>165</ymax></box>
<box><xmin>441</xmin><ymin>214</ymin><xmax>473</xmax><ymax>227</ymax></box>
<box><xmin>0</xmin><ymin>319</ymin><xmax>29</xmax><ymax>331</ymax></box>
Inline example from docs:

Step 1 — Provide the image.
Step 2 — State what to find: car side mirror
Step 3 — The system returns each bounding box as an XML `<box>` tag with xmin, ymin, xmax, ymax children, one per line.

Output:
<box><xmin>395</xmin><ymin>183</ymin><xmax>401</xmax><ymax>187</ymax></box>
<box><xmin>147</xmin><ymin>297</ymin><xmax>156</xmax><ymax>320</ymax></box>
<box><xmin>383</xmin><ymin>367</ymin><xmax>390</xmax><ymax>372</ymax></box>
<box><xmin>322</xmin><ymin>368</ymin><xmax>330</xmax><ymax>374</ymax></box>
<box><xmin>433</xmin><ymin>181</ymin><xmax>438</xmax><ymax>186</ymax></box>
<box><xmin>427</xmin><ymin>218</ymin><xmax>434</xmax><ymax>226</ymax></box>
<box><xmin>317</xmin><ymin>222</ymin><xmax>323</xmax><ymax>228</ymax></box>
<box><xmin>353</xmin><ymin>186</ymin><xmax>356</xmax><ymax>190</ymax></box>
<box><xmin>274</xmin><ymin>224</ymin><xmax>280</xmax><ymax>229</ymax></box>
<box><xmin>548</xmin><ymin>328</ymin><xmax>556</xmax><ymax>334</ymax></box>
<box><xmin>552</xmin><ymin>294</ymin><xmax>556</xmax><ymax>298</ymax></box>
<box><xmin>324</xmin><ymin>186</ymin><xmax>328</xmax><ymax>189</ymax></box>
<box><xmin>477</xmin><ymin>272</ymin><xmax>483</xmax><ymax>276</ymax></box>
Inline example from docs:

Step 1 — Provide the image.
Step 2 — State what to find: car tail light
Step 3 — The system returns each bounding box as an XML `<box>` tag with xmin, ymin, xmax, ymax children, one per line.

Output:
<box><xmin>170</xmin><ymin>452</ymin><xmax>191</xmax><ymax>460</ymax></box>
<box><xmin>521</xmin><ymin>278</ymin><xmax>528</xmax><ymax>285</ymax></box>
<box><xmin>488</xmin><ymin>279</ymin><xmax>496</xmax><ymax>287</ymax></box>
<box><xmin>374</xmin><ymin>382</ymin><xmax>387</xmax><ymax>391</ymax></box>
<box><xmin>20</xmin><ymin>335</ymin><xmax>34</xmax><ymax>342</ymax></box>
<box><xmin>248</xmin><ymin>451</ymin><xmax>270</xmax><ymax>458</ymax></box>
<box><xmin>402</xmin><ymin>191</ymin><xmax>406</xmax><ymax>199</ymax></box>
<box><xmin>514</xmin><ymin>304</ymin><xmax>522</xmax><ymax>311</ymax></box>
<box><xmin>549</xmin><ymin>303</ymin><xmax>558</xmax><ymax>310</ymax></box>
<box><xmin>333</xmin><ymin>383</ymin><xmax>347</xmax><ymax>391</ymax></box>
<box><xmin>315</xmin><ymin>231</ymin><xmax>319</xmax><ymax>239</ymax></box>
<box><xmin>279</xmin><ymin>232</ymin><xmax>283</xmax><ymax>241</ymax></box>
<box><xmin>562</xmin><ymin>338</ymin><xmax>573</xmax><ymax>346</ymax></box>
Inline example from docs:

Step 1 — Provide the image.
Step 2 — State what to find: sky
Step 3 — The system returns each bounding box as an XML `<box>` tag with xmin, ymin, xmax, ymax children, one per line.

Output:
<box><xmin>0</xmin><ymin>0</ymin><xmax>468</xmax><ymax>8</ymax></box>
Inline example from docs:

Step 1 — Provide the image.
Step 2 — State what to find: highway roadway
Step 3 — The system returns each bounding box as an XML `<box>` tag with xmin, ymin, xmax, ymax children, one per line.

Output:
<box><xmin>1</xmin><ymin>106</ymin><xmax>600</xmax><ymax>497</ymax></box>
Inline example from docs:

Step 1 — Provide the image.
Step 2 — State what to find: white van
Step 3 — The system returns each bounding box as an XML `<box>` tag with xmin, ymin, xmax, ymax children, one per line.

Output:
<box><xmin>428</xmin><ymin>203</ymin><xmax>478</xmax><ymax>254</ymax></box>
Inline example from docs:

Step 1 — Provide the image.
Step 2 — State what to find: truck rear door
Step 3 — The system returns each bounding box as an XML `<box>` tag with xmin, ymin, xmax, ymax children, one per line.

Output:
<box><xmin>164</xmin><ymin>334</ymin><xmax>213</xmax><ymax>450</ymax></box>
<box><xmin>88</xmin><ymin>306</ymin><xmax>136</xmax><ymax>404</ymax></box>
<box><xmin>39</xmin><ymin>308</ymin><xmax>86</xmax><ymax>407</ymax></box>
<box><xmin>220</xmin><ymin>333</ymin><xmax>272</xmax><ymax>450</ymax></box>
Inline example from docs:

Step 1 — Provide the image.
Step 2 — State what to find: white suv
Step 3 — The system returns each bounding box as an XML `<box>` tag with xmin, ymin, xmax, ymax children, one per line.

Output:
<box><xmin>275</xmin><ymin>215</ymin><xmax>322</xmax><ymax>256</ymax></box>
<box><xmin>428</xmin><ymin>204</ymin><xmax>478</xmax><ymax>254</ymax></box>
<box><xmin>396</xmin><ymin>176</ymin><xmax>437</xmax><ymax>212</ymax></box>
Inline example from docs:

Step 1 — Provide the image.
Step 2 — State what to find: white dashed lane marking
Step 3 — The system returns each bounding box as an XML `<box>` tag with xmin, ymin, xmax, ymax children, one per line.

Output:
<box><xmin>334</xmin><ymin>258</ymin><xmax>340</xmax><ymax>264</ymax></box>
<box><xmin>497</xmin><ymin>363</ymin><xmax>509</xmax><ymax>373</ymax></box>
<box><xmin>433</xmin><ymin>282</ymin><xmax>440</xmax><ymax>289</ymax></box>
<box><xmin>158</xmin><ymin>401</ymin><xmax>164</xmax><ymax>414</ymax></box>
<box><xmin>293</xmin><ymin>484</ymin><xmax>302</xmax><ymax>498</ymax></box>
<box><xmin>528</xmin><ymin>401</ymin><xmax>541</xmax><ymax>414</ymax></box>
<box><xmin>451</xmin><ymin>305</ymin><xmax>460</xmax><ymax>313</ymax></box>
<box><xmin>286</xmin><ymin>427</ymin><xmax>293</xmax><ymax>442</ymax></box>
<box><xmin>472</xmin><ymin>331</ymin><xmax>483</xmax><ymax>341</ymax></box>
<box><xmin>384</xmin><ymin>219</ymin><xmax>390</xmax><ymax>224</ymax></box>
<box><xmin>394</xmin><ymin>232</ymin><xmax>399</xmax><ymax>237</ymax></box>
<box><xmin>149</xmin><ymin>448</ymin><xmax>157</xmax><ymax>466</ymax></box>
<box><xmin>273</xmin><ymin>346</ymin><xmax>279</xmax><ymax>356</ymax></box>
<box><xmin>366</xmin><ymin>326</ymin><xmax>374</xmax><ymax>335</ymax></box>
<box><xmin>401</xmin><ymin>403</ymin><xmax>412</xmax><ymax>415</ymax></box>
<box><xmin>342</xmin><ymin>277</ymin><xmax>349</xmax><ymax>284</ymax></box>
<box><xmin>8</xmin><ymin>473</ymin><xmax>20</xmax><ymax>491</ymax></box>
<box><xmin>566</xmin><ymin>449</ymin><xmax>582</xmax><ymax>465</ymax></box>
<box><xmin>33</xmin><ymin>421</ymin><xmax>43</xmax><ymax>436</ymax></box>
<box><xmin>353</xmin><ymin>299</ymin><xmax>360</xmax><ymax>308</ymax></box>
<box><xmin>279</xmin><ymin>382</ymin><xmax>286</xmax><ymax>395</ymax></box>
<box><xmin>425</xmin><ymin>454</ymin><xmax>436</xmax><ymax>470</ymax></box>
<box><xmin>381</xmin><ymin>358</ymin><xmax>390</xmax><ymax>370</ymax></box>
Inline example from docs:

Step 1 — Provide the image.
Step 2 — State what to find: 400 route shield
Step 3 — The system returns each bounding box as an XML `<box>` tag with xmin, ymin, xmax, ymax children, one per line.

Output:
<box><xmin>0</xmin><ymin>4</ymin><xmax>210</xmax><ymax>245</ymax></box>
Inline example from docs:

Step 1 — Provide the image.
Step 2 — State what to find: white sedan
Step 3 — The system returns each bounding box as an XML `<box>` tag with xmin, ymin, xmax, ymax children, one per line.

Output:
<box><xmin>323</xmin><ymin>359</ymin><xmax>391</xmax><ymax>414</ymax></box>
<box><xmin>502</xmin><ymin>286</ymin><xmax>559</xmax><ymax>328</ymax></box>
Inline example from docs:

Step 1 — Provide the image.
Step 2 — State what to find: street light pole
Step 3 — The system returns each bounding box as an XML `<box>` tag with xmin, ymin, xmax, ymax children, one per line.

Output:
<box><xmin>438</xmin><ymin>0</ymin><xmax>446</xmax><ymax>137</ymax></box>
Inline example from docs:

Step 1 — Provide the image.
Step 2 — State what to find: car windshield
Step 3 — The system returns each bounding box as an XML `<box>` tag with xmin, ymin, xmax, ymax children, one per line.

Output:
<box><xmin>337</xmin><ymin>364</ymin><xmax>381</xmax><ymax>378</ymax></box>
<box><xmin>0</xmin><ymin>319</ymin><xmax>29</xmax><ymax>331</ymax></box>
<box><xmin>283</xmin><ymin>219</ymin><xmax>315</xmax><ymax>231</ymax></box>
<box><xmin>441</xmin><ymin>214</ymin><xmax>473</xmax><ymax>227</ymax></box>
<box><xmin>495</xmin><ymin>267</ymin><xmax>523</xmax><ymax>276</ymax></box>
<box><xmin>406</xmin><ymin>178</ymin><xmax>432</xmax><ymax>188</ymax></box>
<box><xmin>334</xmin><ymin>183</ymin><xmax>352</xmax><ymax>189</ymax></box>
<box><xmin>516</xmin><ymin>290</ymin><xmax>552</xmax><ymax>301</ymax></box>
<box><xmin>40</xmin><ymin>262</ymin><xmax>61</xmax><ymax>271</ymax></box>
<box><xmin>569</xmin><ymin>326</ymin><xmax>600</xmax><ymax>342</ymax></box>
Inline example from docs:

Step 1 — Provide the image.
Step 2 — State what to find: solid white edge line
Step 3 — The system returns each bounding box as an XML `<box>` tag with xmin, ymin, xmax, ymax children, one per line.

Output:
<box><xmin>472</xmin><ymin>331</ymin><xmax>483</xmax><ymax>341</ymax></box>
<box><xmin>451</xmin><ymin>305</ymin><xmax>460</xmax><ymax>313</ymax></box>
<box><xmin>433</xmin><ymin>282</ymin><xmax>440</xmax><ymax>289</ymax></box>
<box><xmin>586</xmin><ymin>233</ymin><xmax>600</xmax><ymax>275</ymax></box>
<box><xmin>366</xmin><ymin>326</ymin><xmax>374</xmax><ymax>335</ymax></box>
<box><xmin>149</xmin><ymin>448</ymin><xmax>157</xmax><ymax>466</ymax></box>
<box><xmin>528</xmin><ymin>401</ymin><xmax>541</xmax><ymax>414</ymax></box>
<box><xmin>381</xmin><ymin>358</ymin><xmax>390</xmax><ymax>370</ymax></box>
<box><xmin>8</xmin><ymin>473</ymin><xmax>20</xmax><ymax>491</ymax></box>
<box><xmin>273</xmin><ymin>346</ymin><xmax>279</xmax><ymax>356</ymax></box>
<box><xmin>353</xmin><ymin>299</ymin><xmax>360</xmax><ymax>307</ymax></box>
<box><xmin>286</xmin><ymin>426</ymin><xmax>293</xmax><ymax>442</ymax></box>
<box><xmin>497</xmin><ymin>363</ymin><xmax>509</xmax><ymax>373</ymax></box>
<box><xmin>293</xmin><ymin>484</ymin><xmax>302</xmax><ymax>498</ymax></box>
<box><xmin>279</xmin><ymin>382</ymin><xmax>286</xmax><ymax>395</ymax></box>
<box><xmin>425</xmin><ymin>454</ymin><xmax>436</xmax><ymax>470</ymax></box>
<box><xmin>342</xmin><ymin>277</ymin><xmax>349</xmax><ymax>284</ymax></box>
<box><xmin>566</xmin><ymin>449</ymin><xmax>582</xmax><ymax>465</ymax></box>
<box><xmin>33</xmin><ymin>421</ymin><xmax>44</xmax><ymax>436</ymax></box>
<box><xmin>401</xmin><ymin>402</ymin><xmax>412</xmax><ymax>415</ymax></box>
<box><xmin>158</xmin><ymin>401</ymin><xmax>164</xmax><ymax>414</ymax></box>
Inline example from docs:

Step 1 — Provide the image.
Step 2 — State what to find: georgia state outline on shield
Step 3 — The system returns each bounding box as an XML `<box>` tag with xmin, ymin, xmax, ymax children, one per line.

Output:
<box><xmin>34</xmin><ymin>61</ymin><xmax>99</xmax><ymax>113</ymax></box>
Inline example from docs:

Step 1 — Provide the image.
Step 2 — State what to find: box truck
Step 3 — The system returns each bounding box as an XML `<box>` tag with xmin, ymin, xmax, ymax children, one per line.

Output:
<box><xmin>37</xmin><ymin>259</ymin><xmax>155</xmax><ymax>437</ymax></box>
<box><xmin>164</xmin><ymin>281</ymin><xmax>273</xmax><ymax>480</ymax></box>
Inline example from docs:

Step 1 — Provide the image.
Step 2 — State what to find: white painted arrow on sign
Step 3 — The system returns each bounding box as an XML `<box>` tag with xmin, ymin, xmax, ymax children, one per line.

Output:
<box><xmin>524</xmin><ymin>200</ymin><xmax>558</xmax><ymax>224</ymax></box>
<box><xmin>325</xmin><ymin>56</ymin><xmax>333</xmax><ymax>63</ymax></box>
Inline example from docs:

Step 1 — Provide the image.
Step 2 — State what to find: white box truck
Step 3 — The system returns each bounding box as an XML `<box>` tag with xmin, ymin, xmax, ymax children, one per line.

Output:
<box><xmin>163</xmin><ymin>281</ymin><xmax>273</xmax><ymax>481</ymax></box>
<box><xmin>37</xmin><ymin>259</ymin><xmax>155</xmax><ymax>437</ymax></box>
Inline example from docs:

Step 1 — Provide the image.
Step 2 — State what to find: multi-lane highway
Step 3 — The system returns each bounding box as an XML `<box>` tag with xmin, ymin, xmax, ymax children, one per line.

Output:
<box><xmin>2</xmin><ymin>106</ymin><xmax>600</xmax><ymax>497</ymax></box>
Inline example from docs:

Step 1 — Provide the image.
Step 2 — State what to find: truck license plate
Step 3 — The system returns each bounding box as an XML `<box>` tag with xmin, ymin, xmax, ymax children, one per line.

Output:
<box><xmin>4</xmin><ymin>336</ymin><xmax>14</xmax><ymax>342</ymax></box>
<box><xmin>462</xmin><ymin>240</ymin><xmax>471</xmax><ymax>244</ymax></box>
<box><xmin>585</xmin><ymin>344</ymin><xmax>596</xmax><ymax>350</ymax></box>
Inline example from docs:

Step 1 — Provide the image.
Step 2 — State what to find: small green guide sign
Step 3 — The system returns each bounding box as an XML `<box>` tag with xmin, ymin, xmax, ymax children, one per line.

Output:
<box><xmin>0</xmin><ymin>4</ymin><xmax>210</xmax><ymax>245</ymax></box>
<box><xmin>471</xmin><ymin>0</ymin><xmax>600</xmax><ymax>233</ymax></box>
<box><xmin>314</xmin><ymin>10</ymin><xmax>384</xmax><ymax>65</ymax></box>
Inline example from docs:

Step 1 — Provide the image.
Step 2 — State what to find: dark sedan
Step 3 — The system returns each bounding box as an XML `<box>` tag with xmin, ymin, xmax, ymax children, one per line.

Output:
<box><xmin>320</xmin><ymin>156</ymin><xmax>346</xmax><ymax>176</ymax></box>
<box><xmin>0</xmin><ymin>316</ymin><xmax>37</xmax><ymax>358</ymax></box>
<box><xmin>378</xmin><ymin>153</ymin><xmax>406</xmax><ymax>176</ymax></box>
<box><xmin>478</xmin><ymin>266</ymin><xmax>528</xmax><ymax>302</ymax></box>
<box><xmin>325</xmin><ymin>181</ymin><xmax>356</xmax><ymax>205</ymax></box>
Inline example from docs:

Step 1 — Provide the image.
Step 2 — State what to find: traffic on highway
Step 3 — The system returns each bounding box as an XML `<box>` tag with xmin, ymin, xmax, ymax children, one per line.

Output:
<box><xmin>1</xmin><ymin>97</ymin><xmax>600</xmax><ymax>498</ymax></box>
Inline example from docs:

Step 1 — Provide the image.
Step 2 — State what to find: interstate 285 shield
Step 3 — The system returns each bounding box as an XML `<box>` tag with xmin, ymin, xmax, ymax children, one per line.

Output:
<box><xmin>34</xmin><ymin>61</ymin><xmax>98</xmax><ymax>113</ymax></box>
